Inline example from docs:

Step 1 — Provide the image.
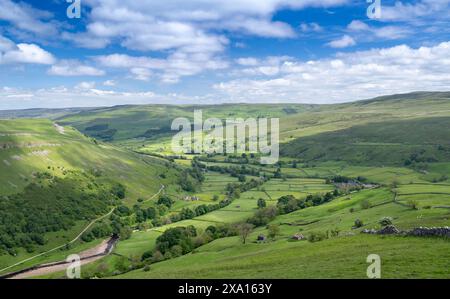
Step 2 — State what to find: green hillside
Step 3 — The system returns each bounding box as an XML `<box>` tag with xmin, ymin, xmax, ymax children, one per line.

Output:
<box><xmin>117</xmin><ymin>236</ymin><xmax>449</xmax><ymax>279</ymax></box>
<box><xmin>279</xmin><ymin>92</ymin><xmax>450</xmax><ymax>141</ymax></box>
<box><xmin>281</xmin><ymin>117</ymin><xmax>450</xmax><ymax>166</ymax></box>
<box><xmin>0</xmin><ymin>107</ymin><xmax>97</xmax><ymax>120</ymax></box>
<box><xmin>0</xmin><ymin>119</ymin><xmax>182</xmax><ymax>200</ymax></box>
<box><xmin>55</xmin><ymin>104</ymin><xmax>313</xmax><ymax>144</ymax></box>
<box><xmin>44</xmin><ymin>92</ymin><xmax>450</xmax><ymax>161</ymax></box>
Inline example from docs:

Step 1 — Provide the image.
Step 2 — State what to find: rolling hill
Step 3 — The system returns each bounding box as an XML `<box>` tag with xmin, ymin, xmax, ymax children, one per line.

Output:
<box><xmin>2</xmin><ymin>91</ymin><xmax>450</xmax><ymax>156</ymax></box>
<box><xmin>0</xmin><ymin>118</ymin><xmax>183</xmax><ymax>200</ymax></box>
<box><xmin>0</xmin><ymin>119</ymin><xmax>190</xmax><ymax>272</ymax></box>
<box><xmin>55</xmin><ymin>104</ymin><xmax>313</xmax><ymax>143</ymax></box>
<box><xmin>281</xmin><ymin>117</ymin><xmax>450</xmax><ymax>166</ymax></box>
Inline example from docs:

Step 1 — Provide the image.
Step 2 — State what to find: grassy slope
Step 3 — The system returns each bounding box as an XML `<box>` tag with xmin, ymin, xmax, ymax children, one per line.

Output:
<box><xmin>0</xmin><ymin>119</ymin><xmax>181</xmax><ymax>202</ymax></box>
<box><xmin>279</xmin><ymin>92</ymin><xmax>450</xmax><ymax>142</ymax></box>
<box><xmin>0</xmin><ymin>107</ymin><xmax>97</xmax><ymax>120</ymax></box>
<box><xmin>117</xmin><ymin>235</ymin><xmax>449</xmax><ymax>279</ymax></box>
<box><xmin>281</xmin><ymin>117</ymin><xmax>450</xmax><ymax>165</ymax></box>
<box><xmin>0</xmin><ymin>119</ymin><xmax>185</xmax><ymax>273</ymax></box>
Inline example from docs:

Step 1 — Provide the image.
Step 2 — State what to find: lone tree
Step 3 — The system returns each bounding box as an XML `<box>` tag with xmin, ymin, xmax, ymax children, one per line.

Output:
<box><xmin>237</xmin><ymin>223</ymin><xmax>254</xmax><ymax>244</ymax></box>
<box><xmin>267</xmin><ymin>224</ymin><xmax>280</xmax><ymax>240</ymax></box>
<box><xmin>390</xmin><ymin>179</ymin><xmax>399</xmax><ymax>189</ymax></box>
<box><xmin>157</xmin><ymin>194</ymin><xmax>174</xmax><ymax>208</ymax></box>
<box><xmin>111</xmin><ymin>183</ymin><xmax>126</xmax><ymax>199</ymax></box>
<box><xmin>257</xmin><ymin>198</ymin><xmax>267</xmax><ymax>209</ymax></box>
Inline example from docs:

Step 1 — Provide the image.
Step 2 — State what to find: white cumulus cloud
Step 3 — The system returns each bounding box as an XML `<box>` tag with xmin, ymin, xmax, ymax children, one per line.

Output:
<box><xmin>48</xmin><ymin>60</ymin><xmax>105</xmax><ymax>77</ymax></box>
<box><xmin>327</xmin><ymin>35</ymin><xmax>356</xmax><ymax>48</ymax></box>
<box><xmin>60</xmin><ymin>0</ymin><xmax>348</xmax><ymax>82</ymax></box>
<box><xmin>347</xmin><ymin>20</ymin><xmax>410</xmax><ymax>40</ymax></box>
<box><xmin>215</xmin><ymin>41</ymin><xmax>450</xmax><ymax>103</ymax></box>
<box><xmin>95</xmin><ymin>52</ymin><xmax>228</xmax><ymax>83</ymax></box>
<box><xmin>0</xmin><ymin>0</ymin><xmax>58</xmax><ymax>36</ymax></box>
<box><xmin>0</xmin><ymin>35</ymin><xmax>55</xmax><ymax>65</ymax></box>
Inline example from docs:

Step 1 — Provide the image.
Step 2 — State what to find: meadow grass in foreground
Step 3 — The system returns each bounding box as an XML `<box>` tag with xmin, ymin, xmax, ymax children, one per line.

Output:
<box><xmin>116</xmin><ymin>234</ymin><xmax>449</xmax><ymax>279</ymax></box>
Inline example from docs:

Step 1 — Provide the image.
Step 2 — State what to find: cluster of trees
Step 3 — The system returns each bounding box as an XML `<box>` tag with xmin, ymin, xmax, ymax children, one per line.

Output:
<box><xmin>155</xmin><ymin>226</ymin><xmax>197</xmax><ymax>256</ymax></box>
<box><xmin>116</xmin><ymin>204</ymin><xmax>160</xmax><ymax>223</ymax></box>
<box><xmin>225</xmin><ymin>155</ymin><xmax>250</xmax><ymax>164</ymax></box>
<box><xmin>172</xmin><ymin>199</ymin><xmax>236</xmax><ymax>226</ymax></box>
<box><xmin>157</xmin><ymin>195</ymin><xmax>174</xmax><ymax>208</ymax></box>
<box><xmin>199</xmin><ymin>163</ymin><xmax>261</xmax><ymax>178</ymax></box>
<box><xmin>235</xmin><ymin>221</ymin><xmax>279</xmax><ymax>244</ymax></box>
<box><xmin>81</xmin><ymin>221</ymin><xmax>113</xmax><ymax>242</ymax></box>
<box><xmin>404</xmin><ymin>150</ymin><xmax>438</xmax><ymax>166</ymax></box>
<box><xmin>195</xmin><ymin>154</ymin><xmax>304</xmax><ymax>170</ymax></box>
<box><xmin>115</xmin><ymin>198</ymin><xmax>169</xmax><ymax>230</ymax></box>
<box><xmin>195</xmin><ymin>153</ymin><xmax>261</xmax><ymax>166</ymax></box>
<box><xmin>141</xmin><ymin>224</ymin><xmax>238</xmax><ymax>263</ymax></box>
<box><xmin>248</xmin><ymin>206</ymin><xmax>278</xmax><ymax>226</ymax></box>
<box><xmin>110</xmin><ymin>213</ymin><xmax>133</xmax><ymax>240</ymax></box>
<box><xmin>170</xmin><ymin>203</ymin><xmax>222</xmax><ymax>223</ymax></box>
<box><xmin>0</xmin><ymin>172</ymin><xmax>119</xmax><ymax>256</ymax></box>
<box><xmin>111</xmin><ymin>183</ymin><xmax>126</xmax><ymax>199</ymax></box>
<box><xmin>243</xmin><ymin>194</ymin><xmax>346</xmax><ymax>244</ymax></box>
<box><xmin>277</xmin><ymin>190</ymin><xmax>340</xmax><ymax>214</ymax></box>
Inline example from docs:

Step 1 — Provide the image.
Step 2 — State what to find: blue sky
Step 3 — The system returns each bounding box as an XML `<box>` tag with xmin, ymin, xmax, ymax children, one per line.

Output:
<box><xmin>0</xmin><ymin>0</ymin><xmax>450</xmax><ymax>109</ymax></box>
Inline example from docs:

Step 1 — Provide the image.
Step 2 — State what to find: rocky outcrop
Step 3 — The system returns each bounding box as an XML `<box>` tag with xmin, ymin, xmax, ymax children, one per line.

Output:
<box><xmin>407</xmin><ymin>227</ymin><xmax>450</xmax><ymax>238</ymax></box>
<box><xmin>361</xmin><ymin>226</ymin><xmax>450</xmax><ymax>238</ymax></box>
<box><xmin>378</xmin><ymin>225</ymin><xmax>400</xmax><ymax>235</ymax></box>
